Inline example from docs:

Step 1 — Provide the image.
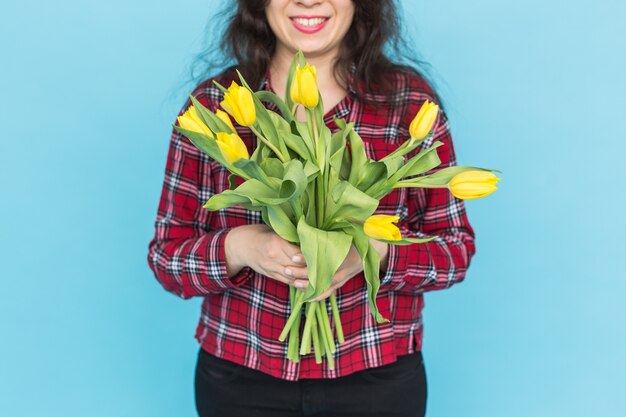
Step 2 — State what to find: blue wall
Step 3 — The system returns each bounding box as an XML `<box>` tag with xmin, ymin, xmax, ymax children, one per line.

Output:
<box><xmin>1</xmin><ymin>1</ymin><xmax>624</xmax><ymax>416</ymax></box>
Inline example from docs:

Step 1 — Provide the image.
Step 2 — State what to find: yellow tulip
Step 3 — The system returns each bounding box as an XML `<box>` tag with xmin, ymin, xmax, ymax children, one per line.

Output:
<box><xmin>409</xmin><ymin>100</ymin><xmax>439</xmax><ymax>140</ymax></box>
<box><xmin>363</xmin><ymin>215</ymin><xmax>402</xmax><ymax>241</ymax></box>
<box><xmin>290</xmin><ymin>64</ymin><xmax>319</xmax><ymax>109</ymax></box>
<box><xmin>177</xmin><ymin>105</ymin><xmax>214</xmax><ymax>138</ymax></box>
<box><xmin>448</xmin><ymin>171</ymin><xmax>501</xmax><ymax>200</ymax></box>
<box><xmin>215</xmin><ymin>132</ymin><xmax>249</xmax><ymax>164</ymax></box>
<box><xmin>215</xmin><ymin>109</ymin><xmax>237</xmax><ymax>132</ymax></box>
<box><xmin>220</xmin><ymin>81</ymin><xmax>256</xmax><ymax>126</ymax></box>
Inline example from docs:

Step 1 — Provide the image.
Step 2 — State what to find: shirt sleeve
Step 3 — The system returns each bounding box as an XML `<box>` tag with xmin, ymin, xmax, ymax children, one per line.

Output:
<box><xmin>146</xmin><ymin>97</ymin><xmax>254</xmax><ymax>299</ymax></box>
<box><xmin>379</xmin><ymin>107</ymin><xmax>477</xmax><ymax>294</ymax></box>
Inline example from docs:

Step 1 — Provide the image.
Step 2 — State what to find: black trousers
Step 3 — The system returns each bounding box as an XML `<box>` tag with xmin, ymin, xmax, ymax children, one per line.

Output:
<box><xmin>194</xmin><ymin>347</ymin><xmax>427</xmax><ymax>417</ymax></box>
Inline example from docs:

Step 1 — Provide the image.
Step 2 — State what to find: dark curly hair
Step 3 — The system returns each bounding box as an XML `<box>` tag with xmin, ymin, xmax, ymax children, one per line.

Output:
<box><xmin>184</xmin><ymin>0</ymin><xmax>441</xmax><ymax>106</ymax></box>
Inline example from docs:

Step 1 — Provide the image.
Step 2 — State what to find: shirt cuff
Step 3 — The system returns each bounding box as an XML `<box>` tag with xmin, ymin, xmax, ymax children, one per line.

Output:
<box><xmin>379</xmin><ymin>241</ymin><xmax>429</xmax><ymax>292</ymax></box>
<box><xmin>207</xmin><ymin>228</ymin><xmax>254</xmax><ymax>290</ymax></box>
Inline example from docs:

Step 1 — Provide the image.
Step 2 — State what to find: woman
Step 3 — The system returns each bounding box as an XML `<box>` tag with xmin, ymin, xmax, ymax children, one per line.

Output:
<box><xmin>147</xmin><ymin>0</ymin><xmax>476</xmax><ymax>416</ymax></box>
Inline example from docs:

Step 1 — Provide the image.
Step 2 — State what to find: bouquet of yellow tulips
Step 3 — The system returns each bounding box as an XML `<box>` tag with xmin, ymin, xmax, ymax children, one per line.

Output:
<box><xmin>174</xmin><ymin>51</ymin><xmax>501</xmax><ymax>368</ymax></box>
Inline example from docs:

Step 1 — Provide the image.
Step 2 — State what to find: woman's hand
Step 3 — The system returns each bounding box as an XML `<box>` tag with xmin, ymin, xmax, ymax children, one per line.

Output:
<box><xmin>306</xmin><ymin>240</ymin><xmax>390</xmax><ymax>302</ymax></box>
<box><xmin>225</xmin><ymin>224</ymin><xmax>309</xmax><ymax>288</ymax></box>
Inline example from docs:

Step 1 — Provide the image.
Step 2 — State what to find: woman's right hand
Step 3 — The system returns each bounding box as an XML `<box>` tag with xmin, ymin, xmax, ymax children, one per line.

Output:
<box><xmin>224</xmin><ymin>224</ymin><xmax>309</xmax><ymax>289</ymax></box>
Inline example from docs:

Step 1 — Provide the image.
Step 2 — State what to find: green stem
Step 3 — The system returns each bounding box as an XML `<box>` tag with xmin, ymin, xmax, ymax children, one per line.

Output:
<box><xmin>392</xmin><ymin>182</ymin><xmax>449</xmax><ymax>189</ymax></box>
<box><xmin>318</xmin><ymin>304</ymin><xmax>335</xmax><ymax>369</ymax></box>
<box><xmin>249</xmin><ymin>125</ymin><xmax>287</xmax><ymax>163</ymax></box>
<box><xmin>293</xmin><ymin>301</ymin><xmax>302</xmax><ymax>360</ymax></box>
<box><xmin>316</xmin><ymin>317</ymin><xmax>326</xmax><ymax>359</ymax></box>
<box><xmin>317</xmin><ymin>300</ymin><xmax>335</xmax><ymax>354</ymax></box>
<box><xmin>279</xmin><ymin>291</ymin><xmax>305</xmax><ymax>342</ymax></box>
<box><xmin>330</xmin><ymin>293</ymin><xmax>344</xmax><ymax>343</ymax></box>
<box><xmin>300</xmin><ymin>301</ymin><xmax>317</xmax><ymax>355</ymax></box>
<box><xmin>287</xmin><ymin>287</ymin><xmax>301</xmax><ymax>362</ymax></box>
<box><xmin>305</xmin><ymin>110</ymin><xmax>316</xmax><ymax>156</ymax></box>
<box><xmin>310</xmin><ymin>306</ymin><xmax>322</xmax><ymax>364</ymax></box>
<box><xmin>306</xmin><ymin>108</ymin><xmax>326</xmax><ymax>228</ymax></box>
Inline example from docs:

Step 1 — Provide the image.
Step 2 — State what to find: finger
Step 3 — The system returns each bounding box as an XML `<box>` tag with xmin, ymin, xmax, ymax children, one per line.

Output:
<box><xmin>269</xmin><ymin>273</ymin><xmax>294</xmax><ymax>286</ymax></box>
<box><xmin>281</xmin><ymin>243</ymin><xmax>306</xmax><ymax>265</ymax></box>
<box><xmin>283</xmin><ymin>266</ymin><xmax>308</xmax><ymax>280</ymax></box>
<box><xmin>293</xmin><ymin>279</ymin><xmax>308</xmax><ymax>290</ymax></box>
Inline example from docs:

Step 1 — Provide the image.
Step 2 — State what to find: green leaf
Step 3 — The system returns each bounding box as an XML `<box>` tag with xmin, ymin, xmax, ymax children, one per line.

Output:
<box><xmin>296</xmin><ymin>217</ymin><xmax>353</xmax><ymax>300</ymax></box>
<box><xmin>346</xmin><ymin>127</ymin><xmax>368</xmax><ymax>186</ymax></box>
<box><xmin>270</xmin><ymin>111</ymin><xmax>311</xmax><ymax>160</ymax></box>
<box><xmin>323</xmin><ymin>181</ymin><xmax>379</xmax><ymax>228</ymax></box>
<box><xmin>256</xmin><ymin>91</ymin><xmax>293</xmax><ymax>122</ymax></box>
<box><xmin>188</xmin><ymin>95</ymin><xmax>233</xmax><ymax>133</ymax></box>
<box><xmin>304</xmin><ymin>182</ymin><xmax>317</xmax><ymax>225</ymax></box>
<box><xmin>203</xmin><ymin>179</ymin><xmax>277</xmax><ymax>210</ymax></box>
<box><xmin>316</xmin><ymin>119</ymin><xmax>330</xmax><ymax>173</ymax></box>
<box><xmin>329</xmin><ymin>119</ymin><xmax>351</xmax><ymax>157</ymax></box>
<box><xmin>285</xmin><ymin>52</ymin><xmax>298</xmax><ymax>109</ymax></box>
<box><xmin>260</xmin><ymin>158</ymin><xmax>284</xmax><ymax>178</ymax></box>
<box><xmin>297</xmin><ymin>49</ymin><xmax>306</xmax><ymax>67</ymax></box>
<box><xmin>250</xmin><ymin>141</ymin><xmax>263</xmax><ymax>163</ymax></box>
<box><xmin>380</xmin><ymin>136</ymin><xmax>427</xmax><ymax>162</ymax></box>
<box><xmin>313</xmin><ymin>92</ymin><xmax>325</xmax><ymax>129</ymax></box>
<box><xmin>228</xmin><ymin>174</ymin><xmax>238</xmax><ymax>190</ymax></box>
<box><xmin>212</xmin><ymin>80</ymin><xmax>228</xmax><ymax>94</ymax></box>
<box><xmin>267</xmin><ymin>206</ymin><xmax>299</xmax><ymax>243</ymax></box>
<box><xmin>390</xmin><ymin>141</ymin><xmax>444</xmax><ymax>183</ymax></box>
<box><xmin>293</xmin><ymin>120</ymin><xmax>316</xmax><ymax>159</ymax></box>
<box><xmin>340</xmin><ymin>146</ymin><xmax>351</xmax><ymax>180</ymax></box>
<box><xmin>365</xmin><ymin>141</ymin><xmax>446</xmax><ymax>198</ymax></box>
<box><xmin>233</xmin><ymin>158</ymin><xmax>273</xmax><ymax>186</ymax></box>
<box><xmin>172</xmin><ymin>125</ymin><xmax>229</xmax><ymax>168</ymax></box>
<box><xmin>303</xmin><ymin>160</ymin><xmax>320</xmax><ymax>183</ymax></box>
<box><xmin>279</xmin><ymin>159</ymin><xmax>307</xmax><ymax>199</ymax></box>
<box><xmin>381</xmin><ymin>155</ymin><xmax>405</xmax><ymax>179</ymax></box>
<box><xmin>203</xmin><ymin>192</ymin><xmax>250</xmax><ymax>211</ymax></box>
<box><xmin>343</xmin><ymin>225</ymin><xmax>389</xmax><ymax>324</ymax></box>
<box><xmin>357</xmin><ymin>160</ymin><xmax>386</xmax><ymax>191</ymax></box>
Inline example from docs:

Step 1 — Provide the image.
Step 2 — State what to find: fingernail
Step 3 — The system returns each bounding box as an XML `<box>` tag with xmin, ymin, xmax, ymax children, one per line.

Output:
<box><xmin>294</xmin><ymin>281</ymin><xmax>303</xmax><ymax>288</ymax></box>
<box><xmin>285</xmin><ymin>268</ymin><xmax>292</xmax><ymax>276</ymax></box>
<box><xmin>292</xmin><ymin>255</ymin><xmax>301</xmax><ymax>263</ymax></box>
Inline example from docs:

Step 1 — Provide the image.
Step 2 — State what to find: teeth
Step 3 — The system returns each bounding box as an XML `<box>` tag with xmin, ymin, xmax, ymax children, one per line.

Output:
<box><xmin>293</xmin><ymin>17</ymin><xmax>326</xmax><ymax>27</ymax></box>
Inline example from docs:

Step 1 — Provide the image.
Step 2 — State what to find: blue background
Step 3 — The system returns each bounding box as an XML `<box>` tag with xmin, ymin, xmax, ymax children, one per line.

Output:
<box><xmin>1</xmin><ymin>1</ymin><xmax>624</xmax><ymax>416</ymax></box>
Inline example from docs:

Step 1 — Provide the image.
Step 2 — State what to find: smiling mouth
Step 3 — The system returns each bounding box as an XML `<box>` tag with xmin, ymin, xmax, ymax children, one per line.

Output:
<box><xmin>289</xmin><ymin>16</ymin><xmax>330</xmax><ymax>34</ymax></box>
<box><xmin>291</xmin><ymin>17</ymin><xmax>329</xmax><ymax>26</ymax></box>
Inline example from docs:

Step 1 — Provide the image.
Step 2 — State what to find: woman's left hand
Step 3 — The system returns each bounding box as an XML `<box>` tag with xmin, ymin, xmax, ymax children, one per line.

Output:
<box><xmin>305</xmin><ymin>240</ymin><xmax>389</xmax><ymax>302</ymax></box>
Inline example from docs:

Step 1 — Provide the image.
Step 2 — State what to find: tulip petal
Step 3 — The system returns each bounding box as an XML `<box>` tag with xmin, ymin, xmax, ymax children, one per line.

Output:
<box><xmin>409</xmin><ymin>100</ymin><xmax>439</xmax><ymax>140</ymax></box>
<box><xmin>363</xmin><ymin>215</ymin><xmax>402</xmax><ymax>241</ymax></box>
<box><xmin>448</xmin><ymin>171</ymin><xmax>500</xmax><ymax>200</ymax></box>
<box><xmin>216</xmin><ymin>109</ymin><xmax>237</xmax><ymax>132</ymax></box>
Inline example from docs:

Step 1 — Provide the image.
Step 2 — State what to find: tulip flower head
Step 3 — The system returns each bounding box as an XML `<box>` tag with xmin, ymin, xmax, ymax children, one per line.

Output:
<box><xmin>448</xmin><ymin>171</ymin><xmax>501</xmax><ymax>200</ymax></box>
<box><xmin>220</xmin><ymin>81</ymin><xmax>256</xmax><ymax>126</ymax></box>
<box><xmin>290</xmin><ymin>64</ymin><xmax>319</xmax><ymax>109</ymax></box>
<box><xmin>409</xmin><ymin>100</ymin><xmax>439</xmax><ymax>140</ymax></box>
<box><xmin>177</xmin><ymin>105</ymin><xmax>214</xmax><ymax>138</ymax></box>
<box><xmin>363</xmin><ymin>215</ymin><xmax>402</xmax><ymax>241</ymax></box>
<box><xmin>215</xmin><ymin>132</ymin><xmax>250</xmax><ymax>164</ymax></box>
<box><xmin>215</xmin><ymin>109</ymin><xmax>237</xmax><ymax>133</ymax></box>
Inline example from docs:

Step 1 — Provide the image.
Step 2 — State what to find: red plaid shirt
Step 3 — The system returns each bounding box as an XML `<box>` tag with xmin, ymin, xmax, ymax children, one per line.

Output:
<box><xmin>147</xmin><ymin>65</ymin><xmax>476</xmax><ymax>381</ymax></box>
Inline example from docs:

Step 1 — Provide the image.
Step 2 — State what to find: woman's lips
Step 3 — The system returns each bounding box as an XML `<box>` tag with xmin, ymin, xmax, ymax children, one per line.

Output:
<box><xmin>290</xmin><ymin>16</ymin><xmax>330</xmax><ymax>34</ymax></box>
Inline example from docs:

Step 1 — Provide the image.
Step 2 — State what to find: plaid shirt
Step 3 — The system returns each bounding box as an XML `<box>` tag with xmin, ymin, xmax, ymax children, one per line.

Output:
<box><xmin>147</xmin><ymin>65</ymin><xmax>476</xmax><ymax>381</ymax></box>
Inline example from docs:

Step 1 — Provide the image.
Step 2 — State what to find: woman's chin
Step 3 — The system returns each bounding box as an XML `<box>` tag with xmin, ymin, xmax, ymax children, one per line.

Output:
<box><xmin>288</xmin><ymin>38</ymin><xmax>333</xmax><ymax>57</ymax></box>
